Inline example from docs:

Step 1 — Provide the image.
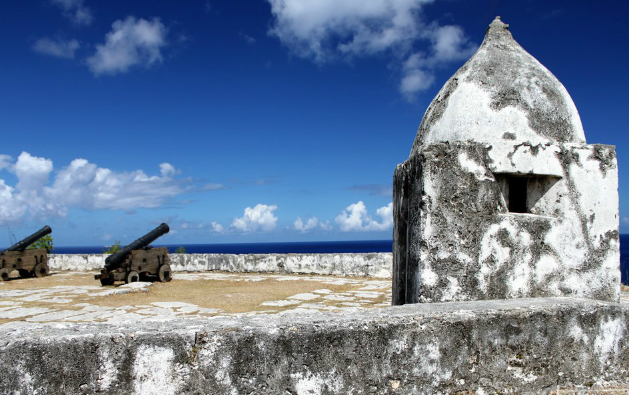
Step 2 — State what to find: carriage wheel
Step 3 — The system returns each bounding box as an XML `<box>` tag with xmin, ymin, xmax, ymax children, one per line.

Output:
<box><xmin>158</xmin><ymin>264</ymin><xmax>172</xmax><ymax>282</ymax></box>
<box><xmin>33</xmin><ymin>262</ymin><xmax>49</xmax><ymax>278</ymax></box>
<box><xmin>125</xmin><ymin>270</ymin><xmax>140</xmax><ymax>284</ymax></box>
<box><xmin>0</xmin><ymin>268</ymin><xmax>9</xmax><ymax>281</ymax></box>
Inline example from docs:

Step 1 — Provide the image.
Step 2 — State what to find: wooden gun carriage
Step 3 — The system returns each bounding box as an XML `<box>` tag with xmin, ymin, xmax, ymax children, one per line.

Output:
<box><xmin>95</xmin><ymin>223</ymin><xmax>172</xmax><ymax>286</ymax></box>
<box><xmin>0</xmin><ymin>226</ymin><xmax>52</xmax><ymax>281</ymax></box>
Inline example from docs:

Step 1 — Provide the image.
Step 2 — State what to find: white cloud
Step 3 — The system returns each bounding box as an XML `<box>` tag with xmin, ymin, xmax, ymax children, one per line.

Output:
<box><xmin>0</xmin><ymin>152</ymin><xmax>63</xmax><ymax>223</ymax></box>
<box><xmin>335</xmin><ymin>201</ymin><xmax>393</xmax><ymax>231</ymax></box>
<box><xmin>51</xmin><ymin>0</ymin><xmax>93</xmax><ymax>26</ymax></box>
<box><xmin>159</xmin><ymin>163</ymin><xmax>175</xmax><ymax>178</ymax></box>
<box><xmin>201</xmin><ymin>183</ymin><xmax>226</xmax><ymax>191</ymax></box>
<box><xmin>232</xmin><ymin>204</ymin><xmax>278</xmax><ymax>232</ymax></box>
<box><xmin>50</xmin><ymin>158</ymin><xmax>181</xmax><ymax>210</ymax></box>
<box><xmin>14</xmin><ymin>152</ymin><xmax>54</xmax><ymax>193</ymax></box>
<box><xmin>267</xmin><ymin>0</ymin><xmax>476</xmax><ymax>100</ymax></box>
<box><xmin>87</xmin><ymin>17</ymin><xmax>168</xmax><ymax>76</ymax></box>
<box><xmin>241</xmin><ymin>33</ymin><xmax>257</xmax><ymax>45</ymax></box>
<box><xmin>294</xmin><ymin>216</ymin><xmax>331</xmax><ymax>233</ymax></box>
<box><xmin>0</xmin><ymin>152</ymin><xmax>183</xmax><ymax>224</ymax></box>
<box><xmin>399</xmin><ymin>58</ymin><xmax>435</xmax><ymax>99</ymax></box>
<box><xmin>0</xmin><ymin>155</ymin><xmax>13</xmax><ymax>172</ymax></box>
<box><xmin>32</xmin><ymin>37</ymin><xmax>80</xmax><ymax>59</ymax></box>
<box><xmin>178</xmin><ymin>221</ymin><xmax>204</xmax><ymax>230</ymax></box>
<box><xmin>210</xmin><ymin>221</ymin><xmax>224</xmax><ymax>233</ymax></box>
<box><xmin>400</xmin><ymin>25</ymin><xmax>476</xmax><ymax>101</ymax></box>
<box><xmin>268</xmin><ymin>0</ymin><xmax>429</xmax><ymax>62</ymax></box>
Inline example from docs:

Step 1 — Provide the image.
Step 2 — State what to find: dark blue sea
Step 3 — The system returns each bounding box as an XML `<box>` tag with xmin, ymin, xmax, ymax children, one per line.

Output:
<box><xmin>621</xmin><ymin>234</ymin><xmax>629</xmax><ymax>284</ymax></box>
<box><xmin>51</xmin><ymin>240</ymin><xmax>394</xmax><ymax>255</ymax></box>
<box><xmin>48</xmin><ymin>237</ymin><xmax>629</xmax><ymax>284</ymax></box>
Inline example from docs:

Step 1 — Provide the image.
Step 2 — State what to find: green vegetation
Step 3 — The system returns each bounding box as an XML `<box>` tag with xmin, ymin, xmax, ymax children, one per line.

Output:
<box><xmin>174</xmin><ymin>246</ymin><xmax>186</xmax><ymax>254</ymax></box>
<box><xmin>27</xmin><ymin>235</ymin><xmax>53</xmax><ymax>251</ymax></box>
<box><xmin>103</xmin><ymin>240</ymin><xmax>121</xmax><ymax>254</ymax></box>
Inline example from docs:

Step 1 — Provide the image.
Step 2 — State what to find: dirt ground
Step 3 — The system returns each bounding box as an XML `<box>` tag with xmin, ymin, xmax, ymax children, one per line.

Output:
<box><xmin>0</xmin><ymin>271</ymin><xmax>392</xmax><ymax>325</ymax></box>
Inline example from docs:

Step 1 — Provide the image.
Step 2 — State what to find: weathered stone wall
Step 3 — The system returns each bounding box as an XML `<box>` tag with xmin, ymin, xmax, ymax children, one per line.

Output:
<box><xmin>392</xmin><ymin>17</ymin><xmax>621</xmax><ymax>305</ymax></box>
<box><xmin>394</xmin><ymin>141</ymin><xmax>619</xmax><ymax>303</ymax></box>
<box><xmin>48</xmin><ymin>253</ymin><xmax>393</xmax><ymax>278</ymax></box>
<box><xmin>0</xmin><ymin>298</ymin><xmax>627</xmax><ymax>394</ymax></box>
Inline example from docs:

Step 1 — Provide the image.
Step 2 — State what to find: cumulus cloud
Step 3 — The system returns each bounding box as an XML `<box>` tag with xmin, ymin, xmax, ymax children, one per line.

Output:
<box><xmin>87</xmin><ymin>17</ymin><xmax>168</xmax><ymax>76</ymax></box>
<box><xmin>267</xmin><ymin>0</ymin><xmax>476</xmax><ymax>100</ymax></box>
<box><xmin>50</xmin><ymin>158</ymin><xmax>182</xmax><ymax>210</ymax></box>
<box><xmin>400</xmin><ymin>25</ymin><xmax>476</xmax><ymax>101</ymax></box>
<box><xmin>32</xmin><ymin>37</ymin><xmax>80</xmax><ymax>59</ymax></box>
<box><xmin>294</xmin><ymin>216</ymin><xmax>331</xmax><ymax>233</ymax></box>
<box><xmin>0</xmin><ymin>153</ymin><xmax>62</xmax><ymax>223</ymax></box>
<box><xmin>232</xmin><ymin>204</ymin><xmax>278</xmax><ymax>232</ymax></box>
<box><xmin>159</xmin><ymin>163</ymin><xmax>175</xmax><ymax>178</ymax></box>
<box><xmin>399</xmin><ymin>58</ymin><xmax>435</xmax><ymax>99</ymax></box>
<box><xmin>335</xmin><ymin>201</ymin><xmax>393</xmax><ymax>231</ymax></box>
<box><xmin>0</xmin><ymin>152</ymin><xmax>183</xmax><ymax>224</ymax></box>
<box><xmin>210</xmin><ymin>221</ymin><xmax>224</xmax><ymax>233</ymax></box>
<box><xmin>0</xmin><ymin>155</ymin><xmax>12</xmax><ymax>172</ymax></box>
<box><xmin>51</xmin><ymin>0</ymin><xmax>93</xmax><ymax>26</ymax></box>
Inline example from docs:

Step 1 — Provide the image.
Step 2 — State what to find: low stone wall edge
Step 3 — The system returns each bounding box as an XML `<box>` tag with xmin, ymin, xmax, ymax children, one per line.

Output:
<box><xmin>48</xmin><ymin>252</ymin><xmax>393</xmax><ymax>278</ymax></box>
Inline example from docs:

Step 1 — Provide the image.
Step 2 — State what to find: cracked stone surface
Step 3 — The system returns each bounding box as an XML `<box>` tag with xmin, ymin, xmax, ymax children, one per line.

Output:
<box><xmin>0</xmin><ymin>271</ymin><xmax>391</xmax><ymax>326</ymax></box>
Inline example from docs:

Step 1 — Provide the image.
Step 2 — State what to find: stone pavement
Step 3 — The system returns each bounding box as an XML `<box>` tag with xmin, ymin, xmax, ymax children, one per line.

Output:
<box><xmin>0</xmin><ymin>271</ymin><xmax>391</xmax><ymax>326</ymax></box>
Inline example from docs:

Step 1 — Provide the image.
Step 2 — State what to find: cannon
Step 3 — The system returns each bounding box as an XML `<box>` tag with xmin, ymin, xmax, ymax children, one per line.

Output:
<box><xmin>0</xmin><ymin>226</ymin><xmax>52</xmax><ymax>281</ymax></box>
<box><xmin>95</xmin><ymin>223</ymin><xmax>172</xmax><ymax>286</ymax></box>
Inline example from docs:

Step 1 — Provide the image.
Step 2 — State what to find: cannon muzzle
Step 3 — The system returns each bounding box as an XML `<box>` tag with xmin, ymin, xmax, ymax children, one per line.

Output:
<box><xmin>3</xmin><ymin>225</ymin><xmax>52</xmax><ymax>253</ymax></box>
<box><xmin>104</xmin><ymin>223</ymin><xmax>170</xmax><ymax>270</ymax></box>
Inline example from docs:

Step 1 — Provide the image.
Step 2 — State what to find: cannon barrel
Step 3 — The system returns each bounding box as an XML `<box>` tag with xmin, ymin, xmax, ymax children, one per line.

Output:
<box><xmin>105</xmin><ymin>223</ymin><xmax>169</xmax><ymax>270</ymax></box>
<box><xmin>3</xmin><ymin>225</ymin><xmax>52</xmax><ymax>253</ymax></box>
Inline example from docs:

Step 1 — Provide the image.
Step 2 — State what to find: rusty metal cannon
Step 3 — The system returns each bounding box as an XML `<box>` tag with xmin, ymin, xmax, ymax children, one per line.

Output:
<box><xmin>0</xmin><ymin>225</ymin><xmax>52</xmax><ymax>281</ymax></box>
<box><xmin>95</xmin><ymin>223</ymin><xmax>172</xmax><ymax>286</ymax></box>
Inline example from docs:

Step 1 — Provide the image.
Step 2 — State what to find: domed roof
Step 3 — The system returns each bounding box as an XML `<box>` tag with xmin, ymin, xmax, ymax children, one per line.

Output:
<box><xmin>412</xmin><ymin>17</ymin><xmax>585</xmax><ymax>151</ymax></box>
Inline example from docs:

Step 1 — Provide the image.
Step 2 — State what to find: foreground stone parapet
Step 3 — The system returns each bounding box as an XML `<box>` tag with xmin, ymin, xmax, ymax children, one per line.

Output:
<box><xmin>0</xmin><ymin>297</ymin><xmax>627</xmax><ymax>394</ymax></box>
<box><xmin>48</xmin><ymin>252</ymin><xmax>393</xmax><ymax>278</ymax></box>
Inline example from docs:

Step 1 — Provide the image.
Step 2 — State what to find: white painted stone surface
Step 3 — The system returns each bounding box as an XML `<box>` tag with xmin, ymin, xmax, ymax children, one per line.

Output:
<box><xmin>393</xmin><ymin>17</ymin><xmax>620</xmax><ymax>304</ymax></box>
<box><xmin>412</xmin><ymin>17</ymin><xmax>585</xmax><ymax>152</ymax></box>
<box><xmin>48</xmin><ymin>253</ymin><xmax>393</xmax><ymax>278</ymax></box>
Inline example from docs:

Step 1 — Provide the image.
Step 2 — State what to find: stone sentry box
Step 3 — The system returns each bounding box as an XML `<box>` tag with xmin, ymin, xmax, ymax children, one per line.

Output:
<box><xmin>393</xmin><ymin>17</ymin><xmax>620</xmax><ymax>305</ymax></box>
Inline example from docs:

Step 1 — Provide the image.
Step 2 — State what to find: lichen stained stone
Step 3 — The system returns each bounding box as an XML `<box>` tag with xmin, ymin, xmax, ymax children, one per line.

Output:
<box><xmin>393</xmin><ymin>17</ymin><xmax>620</xmax><ymax>304</ymax></box>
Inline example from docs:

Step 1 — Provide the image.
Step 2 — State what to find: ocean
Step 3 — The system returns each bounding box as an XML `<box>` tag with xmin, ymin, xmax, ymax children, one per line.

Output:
<box><xmin>49</xmin><ymin>237</ymin><xmax>629</xmax><ymax>284</ymax></box>
<box><xmin>620</xmin><ymin>234</ymin><xmax>629</xmax><ymax>284</ymax></box>
<box><xmin>51</xmin><ymin>239</ymin><xmax>394</xmax><ymax>255</ymax></box>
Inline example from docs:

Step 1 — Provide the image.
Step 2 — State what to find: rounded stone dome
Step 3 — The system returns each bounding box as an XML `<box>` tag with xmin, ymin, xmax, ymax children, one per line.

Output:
<box><xmin>412</xmin><ymin>17</ymin><xmax>585</xmax><ymax>151</ymax></box>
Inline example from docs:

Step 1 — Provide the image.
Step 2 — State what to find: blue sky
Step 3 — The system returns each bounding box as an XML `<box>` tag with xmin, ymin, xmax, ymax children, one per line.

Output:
<box><xmin>1</xmin><ymin>0</ymin><xmax>628</xmax><ymax>246</ymax></box>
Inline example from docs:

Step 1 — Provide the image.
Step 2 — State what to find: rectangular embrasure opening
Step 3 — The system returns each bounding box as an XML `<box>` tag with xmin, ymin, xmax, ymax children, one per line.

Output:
<box><xmin>508</xmin><ymin>177</ymin><xmax>528</xmax><ymax>213</ymax></box>
<box><xmin>494</xmin><ymin>173</ymin><xmax>561</xmax><ymax>216</ymax></box>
